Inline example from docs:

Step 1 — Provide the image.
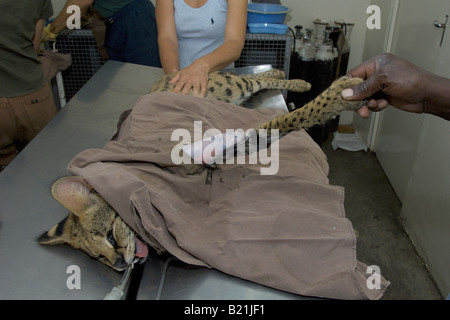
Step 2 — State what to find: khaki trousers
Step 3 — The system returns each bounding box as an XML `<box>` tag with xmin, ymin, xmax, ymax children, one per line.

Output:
<box><xmin>0</xmin><ymin>83</ymin><xmax>57</xmax><ymax>169</ymax></box>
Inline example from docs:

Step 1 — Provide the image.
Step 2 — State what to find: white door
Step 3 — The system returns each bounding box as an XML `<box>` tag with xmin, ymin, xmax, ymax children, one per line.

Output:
<box><xmin>374</xmin><ymin>0</ymin><xmax>450</xmax><ymax>296</ymax></box>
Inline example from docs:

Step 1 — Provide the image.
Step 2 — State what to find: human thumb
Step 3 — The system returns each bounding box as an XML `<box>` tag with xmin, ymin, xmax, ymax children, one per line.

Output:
<box><xmin>341</xmin><ymin>76</ymin><xmax>380</xmax><ymax>101</ymax></box>
<box><xmin>341</xmin><ymin>87</ymin><xmax>356</xmax><ymax>100</ymax></box>
<box><xmin>168</xmin><ymin>72</ymin><xmax>180</xmax><ymax>84</ymax></box>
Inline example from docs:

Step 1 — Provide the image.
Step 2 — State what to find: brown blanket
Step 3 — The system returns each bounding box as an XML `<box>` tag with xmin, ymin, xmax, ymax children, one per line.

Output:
<box><xmin>67</xmin><ymin>92</ymin><xmax>389</xmax><ymax>299</ymax></box>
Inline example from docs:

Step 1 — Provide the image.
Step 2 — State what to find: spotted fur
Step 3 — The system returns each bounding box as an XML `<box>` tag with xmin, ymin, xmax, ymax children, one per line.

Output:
<box><xmin>256</xmin><ymin>76</ymin><xmax>365</xmax><ymax>138</ymax></box>
<box><xmin>150</xmin><ymin>69</ymin><xmax>311</xmax><ymax>105</ymax></box>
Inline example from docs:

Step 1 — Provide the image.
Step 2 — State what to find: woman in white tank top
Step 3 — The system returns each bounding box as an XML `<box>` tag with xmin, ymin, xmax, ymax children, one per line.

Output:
<box><xmin>155</xmin><ymin>0</ymin><xmax>247</xmax><ymax>97</ymax></box>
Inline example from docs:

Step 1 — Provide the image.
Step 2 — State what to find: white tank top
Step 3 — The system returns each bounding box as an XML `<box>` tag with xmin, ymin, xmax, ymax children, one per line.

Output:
<box><xmin>174</xmin><ymin>0</ymin><xmax>229</xmax><ymax>69</ymax></box>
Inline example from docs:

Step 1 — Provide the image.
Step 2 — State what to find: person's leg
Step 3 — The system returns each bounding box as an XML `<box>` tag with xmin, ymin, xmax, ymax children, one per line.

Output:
<box><xmin>15</xmin><ymin>82</ymin><xmax>57</xmax><ymax>152</ymax></box>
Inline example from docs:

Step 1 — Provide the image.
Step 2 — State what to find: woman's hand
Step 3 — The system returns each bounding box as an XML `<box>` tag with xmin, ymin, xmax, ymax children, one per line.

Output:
<box><xmin>169</xmin><ymin>61</ymin><xmax>209</xmax><ymax>97</ymax></box>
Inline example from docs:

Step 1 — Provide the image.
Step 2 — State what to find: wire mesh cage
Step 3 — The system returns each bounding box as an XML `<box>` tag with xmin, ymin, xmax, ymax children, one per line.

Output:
<box><xmin>55</xmin><ymin>29</ymin><xmax>106</xmax><ymax>101</ymax></box>
<box><xmin>52</xmin><ymin>29</ymin><xmax>293</xmax><ymax>101</ymax></box>
<box><xmin>235</xmin><ymin>32</ymin><xmax>293</xmax><ymax>78</ymax></box>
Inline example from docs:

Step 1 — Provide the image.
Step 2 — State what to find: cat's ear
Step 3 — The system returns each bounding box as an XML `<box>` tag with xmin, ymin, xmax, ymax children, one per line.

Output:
<box><xmin>39</xmin><ymin>176</ymin><xmax>95</xmax><ymax>246</ymax></box>
<box><xmin>51</xmin><ymin>176</ymin><xmax>94</xmax><ymax>217</ymax></box>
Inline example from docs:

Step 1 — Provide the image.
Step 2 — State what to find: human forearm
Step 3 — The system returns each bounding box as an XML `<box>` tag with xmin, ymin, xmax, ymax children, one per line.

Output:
<box><xmin>343</xmin><ymin>53</ymin><xmax>450</xmax><ymax>121</ymax></box>
<box><xmin>193</xmin><ymin>0</ymin><xmax>246</xmax><ymax>73</ymax></box>
<box><xmin>423</xmin><ymin>73</ymin><xmax>450</xmax><ymax>121</ymax></box>
<box><xmin>169</xmin><ymin>39</ymin><xmax>244</xmax><ymax>96</ymax></box>
<box><xmin>33</xmin><ymin>19</ymin><xmax>45</xmax><ymax>52</ymax></box>
<box><xmin>162</xmin><ymin>0</ymin><xmax>246</xmax><ymax>95</ymax></box>
<box><xmin>193</xmin><ymin>39</ymin><xmax>244</xmax><ymax>73</ymax></box>
<box><xmin>155</xmin><ymin>0</ymin><xmax>179</xmax><ymax>74</ymax></box>
<box><xmin>158</xmin><ymin>38</ymin><xmax>179</xmax><ymax>74</ymax></box>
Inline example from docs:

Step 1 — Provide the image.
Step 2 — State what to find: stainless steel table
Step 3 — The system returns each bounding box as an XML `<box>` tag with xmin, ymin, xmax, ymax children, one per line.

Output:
<box><xmin>0</xmin><ymin>61</ymin><xmax>302</xmax><ymax>300</ymax></box>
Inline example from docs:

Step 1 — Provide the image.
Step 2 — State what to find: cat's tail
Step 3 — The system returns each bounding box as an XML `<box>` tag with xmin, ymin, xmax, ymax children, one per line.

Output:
<box><xmin>257</xmin><ymin>76</ymin><xmax>365</xmax><ymax>135</ymax></box>
<box><xmin>182</xmin><ymin>77</ymin><xmax>365</xmax><ymax>165</ymax></box>
<box><xmin>242</xmin><ymin>69</ymin><xmax>311</xmax><ymax>93</ymax></box>
<box><xmin>257</xmin><ymin>78</ymin><xmax>312</xmax><ymax>93</ymax></box>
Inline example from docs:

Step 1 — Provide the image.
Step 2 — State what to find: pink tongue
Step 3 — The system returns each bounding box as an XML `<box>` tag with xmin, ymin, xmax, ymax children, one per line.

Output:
<box><xmin>135</xmin><ymin>238</ymin><xmax>148</xmax><ymax>258</ymax></box>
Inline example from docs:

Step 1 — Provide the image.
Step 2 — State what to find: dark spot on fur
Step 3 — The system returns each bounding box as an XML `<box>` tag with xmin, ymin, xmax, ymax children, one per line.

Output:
<box><xmin>241</xmin><ymin>78</ymin><xmax>250</xmax><ymax>91</ymax></box>
<box><xmin>225</xmin><ymin>88</ymin><xmax>232</xmax><ymax>96</ymax></box>
<box><xmin>224</xmin><ymin>75</ymin><xmax>233</xmax><ymax>85</ymax></box>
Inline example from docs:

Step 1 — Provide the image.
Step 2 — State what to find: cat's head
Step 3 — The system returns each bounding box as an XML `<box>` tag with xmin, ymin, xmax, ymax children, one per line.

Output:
<box><xmin>38</xmin><ymin>176</ymin><xmax>148</xmax><ymax>271</ymax></box>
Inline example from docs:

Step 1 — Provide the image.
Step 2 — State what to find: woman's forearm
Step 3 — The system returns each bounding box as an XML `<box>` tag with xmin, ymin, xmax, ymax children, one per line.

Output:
<box><xmin>158</xmin><ymin>38</ymin><xmax>180</xmax><ymax>74</ymax></box>
<box><xmin>194</xmin><ymin>38</ymin><xmax>245</xmax><ymax>73</ymax></box>
<box><xmin>195</xmin><ymin>0</ymin><xmax>246</xmax><ymax>73</ymax></box>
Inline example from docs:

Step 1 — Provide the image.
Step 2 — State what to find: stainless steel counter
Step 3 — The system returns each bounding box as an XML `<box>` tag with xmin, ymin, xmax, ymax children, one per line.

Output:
<box><xmin>136</xmin><ymin>255</ymin><xmax>303</xmax><ymax>300</ymax></box>
<box><xmin>0</xmin><ymin>61</ymin><xmax>301</xmax><ymax>300</ymax></box>
<box><xmin>0</xmin><ymin>61</ymin><xmax>164</xmax><ymax>299</ymax></box>
<box><xmin>227</xmin><ymin>64</ymin><xmax>289</xmax><ymax>112</ymax></box>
